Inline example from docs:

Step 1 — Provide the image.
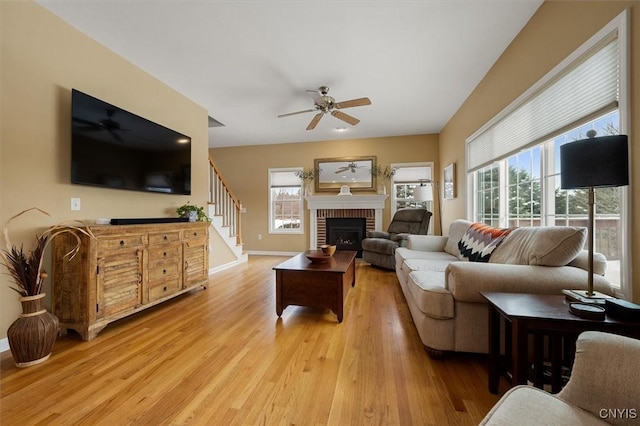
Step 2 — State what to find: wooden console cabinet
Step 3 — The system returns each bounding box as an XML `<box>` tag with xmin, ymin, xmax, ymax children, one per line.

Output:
<box><xmin>51</xmin><ymin>222</ymin><xmax>209</xmax><ymax>341</ymax></box>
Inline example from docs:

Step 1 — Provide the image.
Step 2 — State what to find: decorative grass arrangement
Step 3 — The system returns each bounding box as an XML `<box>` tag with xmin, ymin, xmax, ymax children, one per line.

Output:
<box><xmin>1</xmin><ymin>207</ymin><xmax>94</xmax><ymax>296</ymax></box>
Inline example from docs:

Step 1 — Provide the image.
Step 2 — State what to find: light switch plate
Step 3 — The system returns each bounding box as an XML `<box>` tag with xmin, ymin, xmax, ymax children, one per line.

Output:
<box><xmin>71</xmin><ymin>197</ymin><xmax>81</xmax><ymax>211</ymax></box>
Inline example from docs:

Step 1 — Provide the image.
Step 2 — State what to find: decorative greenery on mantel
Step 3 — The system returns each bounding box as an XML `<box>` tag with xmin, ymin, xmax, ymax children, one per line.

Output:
<box><xmin>294</xmin><ymin>169</ymin><xmax>316</xmax><ymax>181</ymax></box>
<box><xmin>372</xmin><ymin>165</ymin><xmax>397</xmax><ymax>180</ymax></box>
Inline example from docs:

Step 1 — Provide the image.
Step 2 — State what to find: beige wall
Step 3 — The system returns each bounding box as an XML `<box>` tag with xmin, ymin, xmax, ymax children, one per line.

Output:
<box><xmin>210</xmin><ymin>134</ymin><xmax>439</xmax><ymax>253</ymax></box>
<box><xmin>0</xmin><ymin>3</ymin><xmax>210</xmax><ymax>339</ymax></box>
<box><xmin>439</xmin><ymin>1</ymin><xmax>640</xmax><ymax>301</ymax></box>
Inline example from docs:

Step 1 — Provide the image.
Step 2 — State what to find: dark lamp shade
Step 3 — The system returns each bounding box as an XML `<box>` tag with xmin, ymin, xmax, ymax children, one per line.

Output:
<box><xmin>560</xmin><ymin>135</ymin><xmax>629</xmax><ymax>189</ymax></box>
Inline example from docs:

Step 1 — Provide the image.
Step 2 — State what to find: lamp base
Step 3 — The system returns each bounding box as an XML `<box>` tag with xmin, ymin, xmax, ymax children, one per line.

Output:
<box><xmin>562</xmin><ymin>289</ymin><xmax>613</xmax><ymax>305</ymax></box>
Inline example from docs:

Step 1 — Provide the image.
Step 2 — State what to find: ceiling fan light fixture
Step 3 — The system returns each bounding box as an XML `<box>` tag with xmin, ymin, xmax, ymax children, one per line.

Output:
<box><xmin>335</xmin><ymin>127</ymin><xmax>348</xmax><ymax>132</ymax></box>
<box><xmin>278</xmin><ymin>85</ymin><xmax>371</xmax><ymax>130</ymax></box>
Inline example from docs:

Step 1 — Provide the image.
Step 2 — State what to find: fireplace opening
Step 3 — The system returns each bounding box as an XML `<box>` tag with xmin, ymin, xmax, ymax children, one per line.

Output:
<box><xmin>326</xmin><ymin>217</ymin><xmax>367</xmax><ymax>258</ymax></box>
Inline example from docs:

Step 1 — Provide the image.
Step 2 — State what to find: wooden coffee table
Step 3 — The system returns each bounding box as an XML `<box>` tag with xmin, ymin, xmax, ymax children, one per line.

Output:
<box><xmin>273</xmin><ymin>250</ymin><xmax>357</xmax><ymax>322</ymax></box>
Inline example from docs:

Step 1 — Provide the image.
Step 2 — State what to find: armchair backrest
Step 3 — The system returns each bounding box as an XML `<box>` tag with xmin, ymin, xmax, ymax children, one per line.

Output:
<box><xmin>558</xmin><ymin>331</ymin><xmax>640</xmax><ymax>425</ymax></box>
<box><xmin>387</xmin><ymin>208</ymin><xmax>432</xmax><ymax>236</ymax></box>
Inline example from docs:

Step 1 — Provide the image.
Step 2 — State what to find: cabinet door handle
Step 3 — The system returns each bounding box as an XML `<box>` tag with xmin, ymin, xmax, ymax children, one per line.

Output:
<box><xmin>184</xmin><ymin>261</ymin><xmax>189</xmax><ymax>270</ymax></box>
<box><xmin>119</xmin><ymin>240</ymin><xmax>125</xmax><ymax>247</ymax></box>
<box><xmin>163</xmin><ymin>286</ymin><xmax>167</xmax><ymax>292</ymax></box>
<box><xmin>163</xmin><ymin>235</ymin><xmax>168</xmax><ymax>241</ymax></box>
<box><xmin>162</xmin><ymin>269</ymin><xmax>167</xmax><ymax>274</ymax></box>
<box><xmin>163</xmin><ymin>251</ymin><xmax>167</xmax><ymax>257</ymax></box>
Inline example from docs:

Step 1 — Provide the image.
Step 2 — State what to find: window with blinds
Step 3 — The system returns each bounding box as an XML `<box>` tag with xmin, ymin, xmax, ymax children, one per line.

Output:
<box><xmin>269</xmin><ymin>168</ymin><xmax>303</xmax><ymax>234</ymax></box>
<box><xmin>465</xmin><ymin>11</ymin><xmax>629</xmax><ymax>296</ymax></box>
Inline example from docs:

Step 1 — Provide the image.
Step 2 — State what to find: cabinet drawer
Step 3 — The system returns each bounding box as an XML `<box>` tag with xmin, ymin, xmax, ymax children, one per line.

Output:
<box><xmin>148</xmin><ymin>245</ymin><xmax>181</xmax><ymax>262</ymax></box>
<box><xmin>98</xmin><ymin>234</ymin><xmax>146</xmax><ymax>250</ymax></box>
<box><xmin>149</xmin><ymin>231</ymin><xmax>181</xmax><ymax>245</ymax></box>
<box><xmin>148</xmin><ymin>262</ymin><xmax>182</xmax><ymax>282</ymax></box>
<box><xmin>149</xmin><ymin>279</ymin><xmax>182</xmax><ymax>301</ymax></box>
<box><xmin>183</xmin><ymin>228</ymin><xmax>207</xmax><ymax>241</ymax></box>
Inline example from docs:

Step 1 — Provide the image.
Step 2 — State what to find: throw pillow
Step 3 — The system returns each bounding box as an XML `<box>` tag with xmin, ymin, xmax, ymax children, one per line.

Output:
<box><xmin>458</xmin><ymin>223</ymin><xmax>514</xmax><ymax>262</ymax></box>
<box><xmin>489</xmin><ymin>226</ymin><xmax>586</xmax><ymax>266</ymax></box>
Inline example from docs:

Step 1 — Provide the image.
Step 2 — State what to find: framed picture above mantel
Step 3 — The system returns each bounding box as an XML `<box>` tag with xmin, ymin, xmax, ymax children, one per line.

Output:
<box><xmin>314</xmin><ymin>156</ymin><xmax>377</xmax><ymax>193</ymax></box>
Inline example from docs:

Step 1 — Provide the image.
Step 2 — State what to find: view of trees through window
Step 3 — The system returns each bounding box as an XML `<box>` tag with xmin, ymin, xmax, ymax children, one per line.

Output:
<box><xmin>474</xmin><ymin>111</ymin><xmax>623</xmax><ymax>280</ymax></box>
<box><xmin>272</xmin><ymin>187</ymin><xmax>302</xmax><ymax>230</ymax></box>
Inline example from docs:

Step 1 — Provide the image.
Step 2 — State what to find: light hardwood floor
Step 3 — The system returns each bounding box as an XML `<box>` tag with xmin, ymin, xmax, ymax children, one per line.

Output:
<box><xmin>1</xmin><ymin>256</ymin><xmax>506</xmax><ymax>425</ymax></box>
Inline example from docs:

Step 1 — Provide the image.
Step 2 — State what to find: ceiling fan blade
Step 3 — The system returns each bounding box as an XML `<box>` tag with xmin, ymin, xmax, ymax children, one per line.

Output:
<box><xmin>306</xmin><ymin>113</ymin><xmax>323</xmax><ymax>130</ymax></box>
<box><xmin>331</xmin><ymin>110</ymin><xmax>360</xmax><ymax>126</ymax></box>
<box><xmin>306</xmin><ymin>89</ymin><xmax>323</xmax><ymax>106</ymax></box>
<box><xmin>278</xmin><ymin>109</ymin><xmax>316</xmax><ymax>118</ymax></box>
<box><xmin>335</xmin><ymin>97</ymin><xmax>371</xmax><ymax>109</ymax></box>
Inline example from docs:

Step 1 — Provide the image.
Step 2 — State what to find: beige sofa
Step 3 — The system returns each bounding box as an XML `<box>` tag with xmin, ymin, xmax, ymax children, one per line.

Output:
<box><xmin>394</xmin><ymin>219</ymin><xmax>613</xmax><ymax>356</ymax></box>
<box><xmin>481</xmin><ymin>331</ymin><xmax>640</xmax><ymax>425</ymax></box>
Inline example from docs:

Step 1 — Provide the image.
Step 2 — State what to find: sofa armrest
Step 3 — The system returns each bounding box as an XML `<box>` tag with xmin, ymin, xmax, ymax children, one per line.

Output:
<box><xmin>558</xmin><ymin>331</ymin><xmax>640</xmax><ymax>419</ymax></box>
<box><xmin>445</xmin><ymin>262</ymin><xmax>614</xmax><ymax>303</ymax></box>
<box><xmin>367</xmin><ymin>230</ymin><xmax>390</xmax><ymax>239</ymax></box>
<box><xmin>406</xmin><ymin>235</ymin><xmax>448</xmax><ymax>252</ymax></box>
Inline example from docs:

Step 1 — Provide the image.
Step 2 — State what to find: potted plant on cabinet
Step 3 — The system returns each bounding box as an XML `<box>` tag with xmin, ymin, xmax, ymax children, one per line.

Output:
<box><xmin>1</xmin><ymin>208</ymin><xmax>92</xmax><ymax>367</ymax></box>
<box><xmin>176</xmin><ymin>202</ymin><xmax>210</xmax><ymax>222</ymax></box>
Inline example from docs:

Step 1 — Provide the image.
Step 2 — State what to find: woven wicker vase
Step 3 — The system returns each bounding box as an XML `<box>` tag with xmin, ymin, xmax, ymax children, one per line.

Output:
<box><xmin>7</xmin><ymin>293</ymin><xmax>59</xmax><ymax>368</ymax></box>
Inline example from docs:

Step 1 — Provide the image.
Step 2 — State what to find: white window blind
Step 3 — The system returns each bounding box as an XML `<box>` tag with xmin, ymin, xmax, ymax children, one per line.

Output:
<box><xmin>467</xmin><ymin>36</ymin><xmax>619</xmax><ymax>172</ymax></box>
<box><xmin>270</xmin><ymin>170</ymin><xmax>300</xmax><ymax>187</ymax></box>
<box><xmin>393</xmin><ymin>165</ymin><xmax>431</xmax><ymax>183</ymax></box>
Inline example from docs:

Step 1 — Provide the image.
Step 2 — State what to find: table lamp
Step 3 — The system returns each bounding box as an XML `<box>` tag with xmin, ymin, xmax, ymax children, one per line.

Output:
<box><xmin>560</xmin><ymin>131</ymin><xmax>628</xmax><ymax>302</ymax></box>
<box><xmin>414</xmin><ymin>179</ymin><xmax>442</xmax><ymax>235</ymax></box>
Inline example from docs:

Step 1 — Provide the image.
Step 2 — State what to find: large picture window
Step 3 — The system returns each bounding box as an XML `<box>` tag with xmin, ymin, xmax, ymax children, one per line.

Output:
<box><xmin>466</xmin><ymin>12</ymin><xmax>629</xmax><ymax>294</ymax></box>
<box><xmin>269</xmin><ymin>168</ymin><xmax>303</xmax><ymax>234</ymax></box>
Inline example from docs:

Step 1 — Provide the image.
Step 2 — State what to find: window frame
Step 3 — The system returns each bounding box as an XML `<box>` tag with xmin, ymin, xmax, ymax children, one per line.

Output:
<box><xmin>268</xmin><ymin>167</ymin><xmax>304</xmax><ymax>235</ymax></box>
<box><xmin>390</xmin><ymin>162</ymin><xmax>434</xmax><ymax>234</ymax></box>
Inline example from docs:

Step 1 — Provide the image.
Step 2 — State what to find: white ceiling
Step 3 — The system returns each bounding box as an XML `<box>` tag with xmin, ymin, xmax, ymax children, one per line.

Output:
<box><xmin>37</xmin><ymin>0</ymin><xmax>543</xmax><ymax>148</ymax></box>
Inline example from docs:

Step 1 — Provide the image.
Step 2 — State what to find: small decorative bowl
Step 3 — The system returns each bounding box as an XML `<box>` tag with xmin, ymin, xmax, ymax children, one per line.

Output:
<box><xmin>319</xmin><ymin>244</ymin><xmax>337</xmax><ymax>256</ymax></box>
<box><xmin>304</xmin><ymin>249</ymin><xmax>332</xmax><ymax>263</ymax></box>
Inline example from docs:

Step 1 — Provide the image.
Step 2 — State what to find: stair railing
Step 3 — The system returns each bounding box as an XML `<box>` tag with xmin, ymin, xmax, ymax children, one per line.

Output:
<box><xmin>209</xmin><ymin>157</ymin><xmax>243</xmax><ymax>246</ymax></box>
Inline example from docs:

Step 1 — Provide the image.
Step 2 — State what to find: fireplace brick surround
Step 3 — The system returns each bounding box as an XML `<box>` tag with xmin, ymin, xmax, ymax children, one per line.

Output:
<box><xmin>305</xmin><ymin>195</ymin><xmax>388</xmax><ymax>249</ymax></box>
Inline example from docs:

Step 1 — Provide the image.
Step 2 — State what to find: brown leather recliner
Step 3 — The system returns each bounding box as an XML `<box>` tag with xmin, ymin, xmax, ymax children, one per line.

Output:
<box><xmin>361</xmin><ymin>208</ymin><xmax>432</xmax><ymax>270</ymax></box>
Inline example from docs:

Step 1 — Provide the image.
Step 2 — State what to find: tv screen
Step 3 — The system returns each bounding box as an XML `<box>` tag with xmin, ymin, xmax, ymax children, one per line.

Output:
<box><xmin>71</xmin><ymin>89</ymin><xmax>191</xmax><ymax>195</ymax></box>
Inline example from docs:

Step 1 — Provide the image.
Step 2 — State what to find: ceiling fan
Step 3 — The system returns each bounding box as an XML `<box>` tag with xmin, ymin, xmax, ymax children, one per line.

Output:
<box><xmin>278</xmin><ymin>86</ymin><xmax>371</xmax><ymax>130</ymax></box>
<box><xmin>72</xmin><ymin>109</ymin><xmax>128</xmax><ymax>142</ymax></box>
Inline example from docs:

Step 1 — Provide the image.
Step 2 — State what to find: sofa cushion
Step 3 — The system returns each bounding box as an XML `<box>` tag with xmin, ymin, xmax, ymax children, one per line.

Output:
<box><xmin>458</xmin><ymin>223</ymin><xmax>514</xmax><ymax>262</ymax></box>
<box><xmin>490</xmin><ymin>226</ymin><xmax>586</xmax><ymax>266</ymax></box>
<box><xmin>407</xmin><ymin>271</ymin><xmax>454</xmax><ymax>319</ymax></box>
<box><xmin>403</xmin><ymin>258</ymin><xmax>455</xmax><ymax>273</ymax></box>
<box><xmin>443</xmin><ymin>219</ymin><xmax>473</xmax><ymax>258</ymax></box>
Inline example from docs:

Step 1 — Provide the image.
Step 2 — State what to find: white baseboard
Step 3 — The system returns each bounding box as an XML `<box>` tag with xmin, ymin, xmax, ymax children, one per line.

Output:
<box><xmin>0</xmin><ymin>337</ymin><xmax>9</xmax><ymax>353</ymax></box>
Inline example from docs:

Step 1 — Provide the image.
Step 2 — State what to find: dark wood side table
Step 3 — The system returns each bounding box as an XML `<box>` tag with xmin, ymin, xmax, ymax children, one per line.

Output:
<box><xmin>273</xmin><ymin>250</ymin><xmax>357</xmax><ymax>323</ymax></box>
<box><xmin>481</xmin><ymin>292</ymin><xmax>640</xmax><ymax>394</ymax></box>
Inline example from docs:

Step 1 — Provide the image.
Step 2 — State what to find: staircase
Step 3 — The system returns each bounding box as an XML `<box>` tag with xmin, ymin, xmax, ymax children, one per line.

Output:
<box><xmin>209</xmin><ymin>157</ymin><xmax>247</xmax><ymax>265</ymax></box>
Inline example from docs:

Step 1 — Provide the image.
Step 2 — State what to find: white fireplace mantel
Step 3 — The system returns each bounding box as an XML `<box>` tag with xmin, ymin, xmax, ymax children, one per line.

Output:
<box><xmin>305</xmin><ymin>194</ymin><xmax>388</xmax><ymax>248</ymax></box>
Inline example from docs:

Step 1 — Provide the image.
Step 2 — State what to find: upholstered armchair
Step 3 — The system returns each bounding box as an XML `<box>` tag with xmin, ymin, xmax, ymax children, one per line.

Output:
<box><xmin>362</xmin><ymin>208</ymin><xmax>431</xmax><ymax>270</ymax></box>
<box><xmin>481</xmin><ymin>331</ymin><xmax>640</xmax><ymax>425</ymax></box>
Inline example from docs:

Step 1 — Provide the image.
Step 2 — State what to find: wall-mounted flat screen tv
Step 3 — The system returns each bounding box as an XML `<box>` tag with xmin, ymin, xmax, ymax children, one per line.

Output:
<box><xmin>71</xmin><ymin>89</ymin><xmax>191</xmax><ymax>195</ymax></box>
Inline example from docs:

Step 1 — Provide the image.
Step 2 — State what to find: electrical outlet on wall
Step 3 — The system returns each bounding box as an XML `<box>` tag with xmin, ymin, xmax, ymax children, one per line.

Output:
<box><xmin>71</xmin><ymin>197</ymin><xmax>81</xmax><ymax>211</ymax></box>
<box><xmin>258</xmin><ymin>234</ymin><xmax>262</xmax><ymax>240</ymax></box>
